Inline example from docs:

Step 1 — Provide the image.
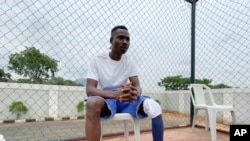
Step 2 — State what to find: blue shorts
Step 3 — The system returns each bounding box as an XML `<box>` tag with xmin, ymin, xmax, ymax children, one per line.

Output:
<box><xmin>88</xmin><ymin>95</ymin><xmax>150</xmax><ymax>120</ymax></box>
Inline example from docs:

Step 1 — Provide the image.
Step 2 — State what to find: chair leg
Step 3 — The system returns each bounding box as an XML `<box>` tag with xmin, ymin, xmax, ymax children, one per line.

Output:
<box><xmin>192</xmin><ymin>109</ymin><xmax>197</xmax><ymax>131</ymax></box>
<box><xmin>231</xmin><ymin>111</ymin><xmax>236</xmax><ymax>124</ymax></box>
<box><xmin>100</xmin><ymin>114</ymin><xmax>141</xmax><ymax>141</ymax></box>
<box><xmin>133</xmin><ymin>118</ymin><xmax>141</xmax><ymax>141</ymax></box>
<box><xmin>205</xmin><ymin>110</ymin><xmax>209</xmax><ymax>131</ymax></box>
<box><xmin>124</xmin><ymin>120</ymin><xmax>129</xmax><ymax>141</ymax></box>
<box><xmin>207</xmin><ymin>107</ymin><xmax>217</xmax><ymax>141</ymax></box>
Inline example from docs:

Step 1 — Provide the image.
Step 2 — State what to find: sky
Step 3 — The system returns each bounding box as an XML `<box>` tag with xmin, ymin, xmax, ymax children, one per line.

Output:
<box><xmin>1</xmin><ymin>0</ymin><xmax>249</xmax><ymax>89</ymax></box>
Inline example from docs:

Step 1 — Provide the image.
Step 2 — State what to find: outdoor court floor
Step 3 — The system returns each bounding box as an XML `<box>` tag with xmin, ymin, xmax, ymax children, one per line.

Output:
<box><xmin>69</xmin><ymin>126</ymin><xmax>229</xmax><ymax>141</ymax></box>
<box><xmin>0</xmin><ymin>112</ymin><xmax>230</xmax><ymax>141</ymax></box>
<box><xmin>105</xmin><ymin>127</ymin><xmax>229</xmax><ymax>141</ymax></box>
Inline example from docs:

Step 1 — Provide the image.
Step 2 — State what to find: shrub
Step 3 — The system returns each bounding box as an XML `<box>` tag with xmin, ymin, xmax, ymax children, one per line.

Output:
<box><xmin>77</xmin><ymin>101</ymin><xmax>85</xmax><ymax>116</ymax></box>
<box><xmin>9</xmin><ymin>101</ymin><xmax>28</xmax><ymax>119</ymax></box>
<box><xmin>155</xmin><ymin>99</ymin><xmax>161</xmax><ymax>105</ymax></box>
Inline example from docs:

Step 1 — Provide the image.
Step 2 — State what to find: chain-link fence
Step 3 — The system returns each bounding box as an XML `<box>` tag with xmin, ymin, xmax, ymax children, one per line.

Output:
<box><xmin>0</xmin><ymin>0</ymin><xmax>249</xmax><ymax>140</ymax></box>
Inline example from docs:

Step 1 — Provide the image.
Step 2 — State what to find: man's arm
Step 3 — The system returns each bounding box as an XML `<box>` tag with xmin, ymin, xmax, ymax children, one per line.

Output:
<box><xmin>129</xmin><ymin>76</ymin><xmax>142</xmax><ymax>96</ymax></box>
<box><xmin>86</xmin><ymin>78</ymin><xmax>117</xmax><ymax>99</ymax></box>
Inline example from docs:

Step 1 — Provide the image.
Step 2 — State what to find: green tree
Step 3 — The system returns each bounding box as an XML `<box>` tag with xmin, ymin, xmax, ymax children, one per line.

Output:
<box><xmin>0</xmin><ymin>68</ymin><xmax>11</xmax><ymax>82</ymax></box>
<box><xmin>46</xmin><ymin>76</ymin><xmax>83</xmax><ymax>86</ymax></box>
<box><xmin>158</xmin><ymin>75</ymin><xmax>230</xmax><ymax>90</ymax></box>
<box><xmin>47</xmin><ymin>76</ymin><xmax>65</xmax><ymax>85</ymax></box>
<box><xmin>8</xmin><ymin>46</ymin><xmax>58</xmax><ymax>83</ymax></box>
<box><xmin>17</xmin><ymin>78</ymin><xmax>32</xmax><ymax>83</ymax></box>
<box><xmin>212</xmin><ymin>83</ymin><xmax>231</xmax><ymax>89</ymax></box>
<box><xmin>158</xmin><ymin>75</ymin><xmax>191</xmax><ymax>90</ymax></box>
<box><xmin>0</xmin><ymin>69</ymin><xmax>4</xmax><ymax>77</ymax></box>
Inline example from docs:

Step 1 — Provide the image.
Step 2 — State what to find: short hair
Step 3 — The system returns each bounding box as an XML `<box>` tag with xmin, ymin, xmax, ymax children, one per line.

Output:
<box><xmin>111</xmin><ymin>25</ymin><xmax>128</xmax><ymax>37</ymax></box>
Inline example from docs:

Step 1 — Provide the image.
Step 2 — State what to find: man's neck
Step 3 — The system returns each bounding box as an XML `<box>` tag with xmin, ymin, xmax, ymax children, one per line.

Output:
<box><xmin>109</xmin><ymin>52</ymin><xmax>122</xmax><ymax>61</ymax></box>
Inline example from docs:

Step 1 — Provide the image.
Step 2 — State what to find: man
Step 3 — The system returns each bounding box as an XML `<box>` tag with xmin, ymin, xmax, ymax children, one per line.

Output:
<box><xmin>85</xmin><ymin>25</ymin><xmax>164</xmax><ymax>141</ymax></box>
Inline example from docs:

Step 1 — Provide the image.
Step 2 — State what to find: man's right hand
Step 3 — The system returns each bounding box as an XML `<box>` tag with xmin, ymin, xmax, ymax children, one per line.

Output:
<box><xmin>118</xmin><ymin>83</ymin><xmax>138</xmax><ymax>103</ymax></box>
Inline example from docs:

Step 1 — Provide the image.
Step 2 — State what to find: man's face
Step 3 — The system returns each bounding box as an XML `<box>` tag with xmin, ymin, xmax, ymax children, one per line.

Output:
<box><xmin>110</xmin><ymin>29</ymin><xmax>130</xmax><ymax>54</ymax></box>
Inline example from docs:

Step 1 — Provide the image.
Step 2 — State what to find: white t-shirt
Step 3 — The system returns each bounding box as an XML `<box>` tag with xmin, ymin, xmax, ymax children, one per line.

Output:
<box><xmin>86</xmin><ymin>52</ymin><xmax>138</xmax><ymax>91</ymax></box>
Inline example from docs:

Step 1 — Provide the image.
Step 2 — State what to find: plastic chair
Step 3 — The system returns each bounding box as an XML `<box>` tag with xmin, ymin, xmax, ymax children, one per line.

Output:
<box><xmin>0</xmin><ymin>134</ymin><xmax>6</xmax><ymax>141</ymax></box>
<box><xmin>188</xmin><ymin>84</ymin><xmax>236</xmax><ymax>141</ymax></box>
<box><xmin>100</xmin><ymin>113</ymin><xmax>141</xmax><ymax>141</ymax></box>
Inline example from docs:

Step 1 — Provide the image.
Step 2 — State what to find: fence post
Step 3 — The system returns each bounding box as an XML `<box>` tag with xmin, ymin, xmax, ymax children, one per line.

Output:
<box><xmin>185</xmin><ymin>0</ymin><xmax>199</xmax><ymax>124</ymax></box>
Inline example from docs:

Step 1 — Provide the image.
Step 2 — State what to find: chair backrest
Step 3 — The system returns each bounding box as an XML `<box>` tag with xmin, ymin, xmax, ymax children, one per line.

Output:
<box><xmin>188</xmin><ymin>84</ymin><xmax>216</xmax><ymax>106</ymax></box>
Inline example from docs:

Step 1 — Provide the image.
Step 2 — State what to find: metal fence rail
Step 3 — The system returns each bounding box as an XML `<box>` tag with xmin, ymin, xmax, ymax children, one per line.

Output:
<box><xmin>0</xmin><ymin>0</ymin><xmax>249</xmax><ymax>140</ymax></box>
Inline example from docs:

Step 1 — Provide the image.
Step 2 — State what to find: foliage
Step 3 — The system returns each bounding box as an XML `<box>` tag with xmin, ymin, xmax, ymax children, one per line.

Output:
<box><xmin>17</xmin><ymin>79</ymin><xmax>32</xmax><ymax>83</ymax></box>
<box><xmin>15</xmin><ymin>77</ymin><xmax>83</xmax><ymax>86</ymax></box>
<box><xmin>155</xmin><ymin>99</ymin><xmax>161</xmax><ymax>105</ymax></box>
<box><xmin>8</xmin><ymin>46</ymin><xmax>58</xmax><ymax>83</ymax></box>
<box><xmin>158</xmin><ymin>75</ymin><xmax>231</xmax><ymax>90</ymax></box>
<box><xmin>5</xmin><ymin>46</ymin><xmax>82</xmax><ymax>86</ymax></box>
<box><xmin>158</xmin><ymin>75</ymin><xmax>191</xmax><ymax>90</ymax></box>
<box><xmin>77</xmin><ymin>101</ymin><xmax>85</xmax><ymax>116</ymax></box>
<box><xmin>46</xmin><ymin>77</ymin><xmax>83</xmax><ymax>86</ymax></box>
<box><xmin>212</xmin><ymin>83</ymin><xmax>231</xmax><ymax>89</ymax></box>
<box><xmin>0</xmin><ymin>69</ymin><xmax>4</xmax><ymax>78</ymax></box>
<box><xmin>9</xmin><ymin>101</ymin><xmax>28</xmax><ymax>119</ymax></box>
<box><xmin>0</xmin><ymin>68</ymin><xmax>11</xmax><ymax>82</ymax></box>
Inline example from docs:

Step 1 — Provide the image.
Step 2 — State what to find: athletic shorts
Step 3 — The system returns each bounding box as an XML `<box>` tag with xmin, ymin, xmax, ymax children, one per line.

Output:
<box><xmin>87</xmin><ymin>95</ymin><xmax>150</xmax><ymax>120</ymax></box>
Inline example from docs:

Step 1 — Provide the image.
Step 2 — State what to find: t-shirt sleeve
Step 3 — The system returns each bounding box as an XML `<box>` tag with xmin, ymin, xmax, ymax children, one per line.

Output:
<box><xmin>128</xmin><ymin>58</ymin><xmax>139</xmax><ymax>77</ymax></box>
<box><xmin>85</xmin><ymin>58</ymin><xmax>98</xmax><ymax>81</ymax></box>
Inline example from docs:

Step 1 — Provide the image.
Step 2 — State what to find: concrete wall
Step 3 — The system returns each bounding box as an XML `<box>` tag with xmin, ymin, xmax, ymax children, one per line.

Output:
<box><xmin>1</xmin><ymin>82</ymin><xmax>249</xmax><ymax>124</ymax></box>
<box><xmin>0</xmin><ymin>82</ymin><xmax>86</xmax><ymax>120</ymax></box>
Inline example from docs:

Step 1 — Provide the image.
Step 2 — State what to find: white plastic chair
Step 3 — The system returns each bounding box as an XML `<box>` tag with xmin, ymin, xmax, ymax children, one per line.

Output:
<box><xmin>0</xmin><ymin>134</ymin><xmax>6</xmax><ymax>141</ymax></box>
<box><xmin>188</xmin><ymin>84</ymin><xmax>236</xmax><ymax>141</ymax></box>
<box><xmin>100</xmin><ymin>113</ymin><xmax>141</xmax><ymax>141</ymax></box>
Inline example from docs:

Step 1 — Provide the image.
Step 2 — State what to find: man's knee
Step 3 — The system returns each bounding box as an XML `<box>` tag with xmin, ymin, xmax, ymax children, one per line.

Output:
<box><xmin>86</xmin><ymin>96</ymin><xmax>105</xmax><ymax>113</ymax></box>
<box><xmin>143</xmin><ymin>98</ymin><xmax>162</xmax><ymax>118</ymax></box>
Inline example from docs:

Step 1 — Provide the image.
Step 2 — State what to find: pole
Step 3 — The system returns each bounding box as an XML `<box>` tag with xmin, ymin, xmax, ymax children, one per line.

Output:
<box><xmin>185</xmin><ymin>0</ymin><xmax>198</xmax><ymax>125</ymax></box>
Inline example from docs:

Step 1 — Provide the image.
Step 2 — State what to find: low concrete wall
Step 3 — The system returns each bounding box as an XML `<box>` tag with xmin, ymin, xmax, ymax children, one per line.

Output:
<box><xmin>0</xmin><ymin>82</ymin><xmax>86</xmax><ymax>120</ymax></box>
<box><xmin>0</xmin><ymin>82</ymin><xmax>249</xmax><ymax>124</ymax></box>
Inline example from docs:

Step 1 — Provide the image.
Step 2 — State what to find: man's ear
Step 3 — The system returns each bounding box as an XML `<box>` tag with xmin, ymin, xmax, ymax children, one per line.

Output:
<box><xmin>110</xmin><ymin>37</ymin><xmax>113</xmax><ymax>43</ymax></box>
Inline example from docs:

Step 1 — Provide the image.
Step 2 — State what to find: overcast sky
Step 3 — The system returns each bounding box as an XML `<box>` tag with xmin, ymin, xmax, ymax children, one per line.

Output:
<box><xmin>1</xmin><ymin>0</ymin><xmax>249</xmax><ymax>89</ymax></box>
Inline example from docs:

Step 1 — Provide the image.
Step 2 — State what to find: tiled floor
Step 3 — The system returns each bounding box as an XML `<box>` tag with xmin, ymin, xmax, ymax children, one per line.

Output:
<box><xmin>100</xmin><ymin>127</ymin><xmax>229</xmax><ymax>141</ymax></box>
